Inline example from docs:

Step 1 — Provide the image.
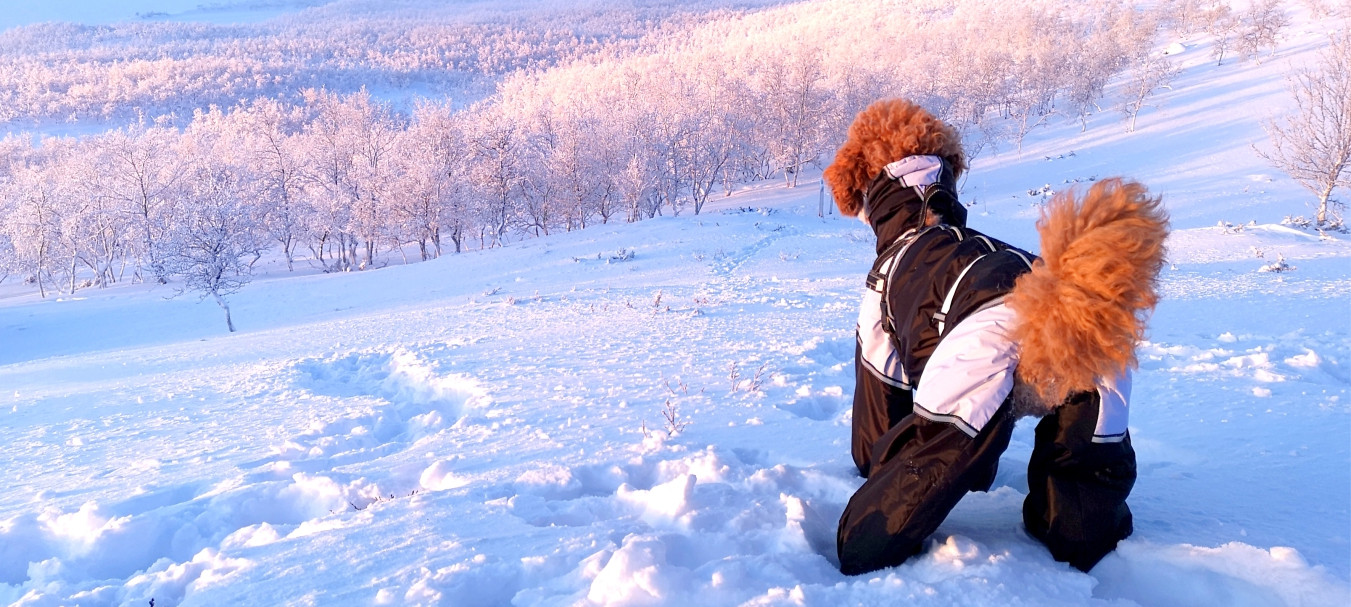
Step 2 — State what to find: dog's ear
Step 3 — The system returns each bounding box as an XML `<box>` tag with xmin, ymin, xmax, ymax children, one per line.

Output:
<box><xmin>824</xmin><ymin>142</ymin><xmax>868</xmax><ymax>217</ymax></box>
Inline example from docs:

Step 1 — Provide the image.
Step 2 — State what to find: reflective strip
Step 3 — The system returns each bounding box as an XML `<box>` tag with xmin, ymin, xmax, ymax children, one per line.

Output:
<box><xmin>882</xmin><ymin>225</ymin><xmax>959</xmax><ymax>340</ymax></box>
<box><xmin>879</xmin><ymin>231</ymin><xmax>925</xmax><ymax>342</ymax></box>
<box><xmin>1006</xmin><ymin>248</ymin><xmax>1034</xmax><ymax>269</ymax></box>
<box><xmin>972</xmin><ymin>295</ymin><xmax>1008</xmax><ymax>316</ymax></box>
<box><xmin>860</xmin><ymin>225</ymin><xmax>974</xmax><ymax>390</ymax></box>
<box><xmin>936</xmin><ymin>255</ymin><xmax>987</xmax><ymax>336</ymax></box>
<box><xmin>913</xmin><ymin>402</ymin><xmax>978</xmax><ymax>437</ymax></box>
<box><xmin>936</xmin><ymin>247</ymin><xmax>1031</xmax><ymax>336</ymax></box>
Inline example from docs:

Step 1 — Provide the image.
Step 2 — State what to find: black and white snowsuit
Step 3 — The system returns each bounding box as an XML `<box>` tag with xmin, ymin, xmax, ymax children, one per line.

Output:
<box><xmin>838</xmin><ymin>156</ymin><xmax>1137</xmax><ymax>575</ymax></box>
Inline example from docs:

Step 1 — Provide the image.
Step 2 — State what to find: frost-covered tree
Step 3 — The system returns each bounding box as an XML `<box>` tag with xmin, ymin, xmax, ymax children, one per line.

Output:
<box><xmin>0</xmin><ymin>232</ymin><xmax>15</xmax><ymax>285</ymax></box>
<box><xmin>1061</xmin><ymin>3</ymin><xmax>1137</xmax><ymax>132</ymax></box>
<box><xmin>516</xmin><ymin>102</ymin><xmax>564</xmax><ymax>234</ymax></box>
<box><xmin>96</xmin><ymin>118</ymin><xmax>187</xmax><ymax>284</ymax></box>
<box><xmin>1298</xmin><ymin>0</ymin><xmax>1337</xmax><ymax>20</ymax></box>
<box><xmin>1236</xmin><ymin>0</ymin><xmax>1290</xmax><ymax>65</ymax></box>
<box><xmin>1001</xmin><ymin>8</ymin><xmax>1072</xmax><ymax>152</ymax></box>
<box><xmin>462</xmin><ymin>101</ymin><xmax>524</xmax><ymax>247</ymax></box>
<box><xmin>238</xmin><ymin>99</ymin><xmax>310</xmax><ymax>271</ymax></box>
<box><xmin>1168</xmin><ymin>0</ymin><xmax>1216</xmax><ymax>34</ymax></box>
<box><xmin>0</xmin><ymin>165</ymin><xmax>62</xmax><ymax>297</ymax></box>
<box><xmin>755</xmin><ymin>43</ymin><xmax>832</xmax><ymax>187</ymax></box>
<box><xmin>0</xmin><ymin>145</ymin><xmax>121</xmax><ymax>296</ymax></box>
<box><xmin>343</xmin><ymin>90</ymin><xmax>404</xmax><ymax>268</ymax></box>
<box><xmin>299</xmin><ymin>89</ymin><xmax>362</xmax><ymax>270</ymax></box>
<box><xmin>684</xmin><ymin>58</ymin><xmax>752</xmax><ymax>213</ymax></box>
<box><xmin>416</xmin><ymin>103</ymin><xmax>478</xmax><ymax>254</ymax></box>
<box><xmin>163</xmin><ymin>163</ymin><xmax>262</xmax><ymax>333</ymax></box>
<box><xmin>1206</xmin><ymin>2</ymin><xmax>1241</xmax><ymax>66</ymax></box>
<box><xmin>1121</xmin><ymin>48</ymin><xmax>1177</xmax><ymax>133</ymax></box>
<box><xmin>1259</xmin><ymin>35</ymin><xmax>1351</xmax><ymax>227</ymax></box>
<box><xmin>547</xmin><ymin>102</ymin><xmax>613</xmax><ymax>228</ymax></box>
<box><xmin>643</xmin><ymin>73</ymin><xmax>696</xmax><ymax>217</ymax></box>
<box><xmin>389</xmin><ymin>101</ymin><xmax>462</xmax><ymax>258</ymax></box>
<box><xmin>56</xmin><ymin>142</ymin><xmax>130</xmax><ymax>290</ymax></box>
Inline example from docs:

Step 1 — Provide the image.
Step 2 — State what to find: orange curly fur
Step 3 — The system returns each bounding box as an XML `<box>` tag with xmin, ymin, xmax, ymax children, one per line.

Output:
<box><xmin>1007</xmin><ymin>178</ymin><xmax>1170</xmax><ymax>406</ymax></box>
<box><xmin>823</xmin><ymin>99</ymin><xmax>966</xmax><ymax>217</ymax></box>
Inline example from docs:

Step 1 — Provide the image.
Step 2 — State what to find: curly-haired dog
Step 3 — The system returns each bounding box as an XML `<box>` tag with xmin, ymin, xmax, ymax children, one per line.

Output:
<box><xmin>828</xmin><ymin>98</ymin><xmax>1169</xmax><ymax>575</ymax></box>
<box><xmin>824</xmin><ymin>98</ymin><xmax>967</xmax><ymax>220</ymax></box>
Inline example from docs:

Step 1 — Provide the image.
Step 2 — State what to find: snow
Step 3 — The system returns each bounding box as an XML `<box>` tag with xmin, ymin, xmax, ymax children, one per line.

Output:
<box><xmin>0</xmin><ymin>0</ymin><xmax>332</xmax><ymax>31</ymax></box>
<box><xmin>2</xmin><ymin>5</ymin><xmax>1351</xmax><ymax>607</ymax></box>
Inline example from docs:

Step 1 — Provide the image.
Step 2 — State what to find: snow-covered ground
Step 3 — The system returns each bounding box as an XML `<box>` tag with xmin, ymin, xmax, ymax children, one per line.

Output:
<box><xmin>3</xmin><ymin>6</ymin><xmax>1350</xmax><ymax>607</ymax></box>
<box><xmin>0</xmin><ymin>0</ymin><xmax>310</xmax><ymax>30</ymax></box>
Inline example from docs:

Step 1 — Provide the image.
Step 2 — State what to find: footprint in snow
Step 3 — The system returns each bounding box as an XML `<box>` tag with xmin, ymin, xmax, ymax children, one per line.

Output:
<box><xmin>242</xmin><ymin>349</ymin><xmax>485</xmax><ymax>471</ymax></box>
<box><xmin>776</xmin><ymin>386</ymin><xmax>848</xmax><ymax>421</ymax></box>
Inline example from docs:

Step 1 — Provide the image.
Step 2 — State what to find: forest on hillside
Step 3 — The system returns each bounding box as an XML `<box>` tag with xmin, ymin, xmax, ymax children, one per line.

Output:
<box><xmin>0</xmin><ymin>0</ymin><xmax>1344</xmax><ymax>303</ymax></box>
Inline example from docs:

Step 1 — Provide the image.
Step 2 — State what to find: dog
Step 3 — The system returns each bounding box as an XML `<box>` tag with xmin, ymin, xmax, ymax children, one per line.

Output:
<box><xmin>825</xmin><ymin>98</ymin><xmax>1168</xmax><ymax>575</ymax></box>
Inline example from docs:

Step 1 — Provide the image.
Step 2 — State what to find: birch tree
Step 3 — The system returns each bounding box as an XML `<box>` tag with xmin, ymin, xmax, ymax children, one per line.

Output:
<box><xmin>756</xmin><ymin>44</ymin><xmax>831</xmax><ymax>187</ymax></box>
<box><xmin>98</xmin><ymin>118</ymin><xmax>186</xmax><ymax>283</ymax></box>
<box><xmin>344</xmin><ymin>90</ymin><xmax>403</xmax><ymax>268</ymax></box>
<box><xmin>58</xmin><ymin>145</ymin><xmax>130</xmax><ymax>290</ymax></box>
<box><xmin>1121</xmin><ymin>50</ymin><xmax>1177</xmax><ymax>133</ymax></box>
<box><xmin>164</xmin><ymin>163</ymin><xmax>262</xmax><ymax>333</ymax></box>
<box><xmin>240</xmin><ymin>98</ymin><xmax>309</xmax><ymax>271</ymax></box>
<box><xmin>300</xmin><ymin>89</ymin><xmax>360</xmax><ymax>270</ymax></box>
<box><xmin>1260</xmin><ymin>35</ymin><xmax>1351</xmax><ymax>227</ymax></box>
<box><xmin>463</xmin><ymin>101</ymin><xmax>524</xmax><ymax>247</ymax></box>
<box><xmin>1</xmin><ymin>166</ymin><xmax>62</xmax><ymax>297</ymax></box>
<box><xmin>1236</xmin><ymin>0</ymin><xmax>1290</xmax><ymax>65</ymax></box>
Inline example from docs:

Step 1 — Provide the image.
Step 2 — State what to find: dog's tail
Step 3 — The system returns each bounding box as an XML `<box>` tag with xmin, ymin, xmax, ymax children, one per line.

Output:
<box><xmin>1007</xmin><ymin>178</ymin><xmax>1170</xmax><ymax>406</ymax></box>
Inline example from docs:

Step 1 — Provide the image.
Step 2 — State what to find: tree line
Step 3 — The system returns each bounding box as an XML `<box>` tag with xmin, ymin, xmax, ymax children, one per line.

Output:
<box><xmin>3</xmin><ymin>0</ymin><xmax>1338</xmax><ymax>324</ymax></box>
<box><xmin>0</xmin><ymin>0</ymin><xmax>790</xmax><ymax>126</ymax></box>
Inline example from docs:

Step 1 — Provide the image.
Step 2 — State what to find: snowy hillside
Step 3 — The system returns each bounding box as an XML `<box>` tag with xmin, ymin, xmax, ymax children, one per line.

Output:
<box><xmin>2</xmin><ymin>3</ymin><xmax>1351</xmax><ymax>607</ymax></box>
<box><xmin>4</xmin><ymin>183</ymin><xmax>1348</xmax><ymax>606</ymax></box>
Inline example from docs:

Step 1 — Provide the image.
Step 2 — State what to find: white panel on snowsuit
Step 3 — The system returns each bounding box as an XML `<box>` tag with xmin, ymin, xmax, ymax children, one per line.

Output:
<box><xmin>912</xmin><ymin>303</ymin><xmax>1019</xmax><ymax>437</ymax></box>
<box><xmin>1093</xmin><ymin>371</ymin><xmax>1132</xmax><ymax>443</ymax></box>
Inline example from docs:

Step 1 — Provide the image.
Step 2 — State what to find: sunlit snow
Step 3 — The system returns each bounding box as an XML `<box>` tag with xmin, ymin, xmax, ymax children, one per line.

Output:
<box><xmin>1</xmin><ymin>1</ymin><xmax>1349</xmax><ymax>606</ymax></box>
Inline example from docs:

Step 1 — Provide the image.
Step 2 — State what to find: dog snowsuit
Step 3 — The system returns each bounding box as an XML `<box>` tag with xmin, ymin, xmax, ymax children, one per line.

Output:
<box><xmin>837</xmin><ymin>155</ymin><xmax>1138</xmax><ymax>575</ymax></box>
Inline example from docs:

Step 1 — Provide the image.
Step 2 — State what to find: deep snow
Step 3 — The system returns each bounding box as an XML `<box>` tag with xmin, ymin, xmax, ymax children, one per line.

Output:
<box><xmin>2</xmin><ymin>3</ymin><xmax>1351</xmax><ymax>607</ymax></box>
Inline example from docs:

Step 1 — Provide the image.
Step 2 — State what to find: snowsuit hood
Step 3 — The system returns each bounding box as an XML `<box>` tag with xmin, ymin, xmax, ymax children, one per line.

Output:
<box><xmin>862</xmin><ymin>156</ymin><xmax>966</xmax><ymax>252</ymax></box>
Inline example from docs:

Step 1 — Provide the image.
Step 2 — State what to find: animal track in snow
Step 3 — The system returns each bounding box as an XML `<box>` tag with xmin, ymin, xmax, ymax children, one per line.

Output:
<box><xmin>0</xmin><ymin>349</ymin><xmax>491</xmax><ymax>598</ymax></box>
<box><xmin>777</xmin><ymin>385</ymin><xmax>848</xmax><ymax>421</ymax></box>
<box><xmin>282</xmin><ymin>349</ymin><xmax>486</xmax><ymax>460</ymax></box>
<box><xmin>497</xmin><ymin>445</ymin><xmax>852</xmax><ymax>604</ymax></box>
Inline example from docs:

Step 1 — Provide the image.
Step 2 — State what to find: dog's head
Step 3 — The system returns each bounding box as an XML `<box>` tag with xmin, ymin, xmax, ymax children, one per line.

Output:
<box><xmin>823</xmin><ymin>99</ymin><xmax>966</xmax><ymax>219</ymax></box>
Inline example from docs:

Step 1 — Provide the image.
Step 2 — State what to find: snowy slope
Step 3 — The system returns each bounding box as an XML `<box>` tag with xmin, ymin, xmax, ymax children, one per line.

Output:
<box><xmin>0</xmin><ymin>0</ymin><xmax>307</xmax><ymax>30</ymax></box>
<box><xmin>3</xmin><ymin>8</ymin><xmax>1351</xmax><ymax>607</ymax></box>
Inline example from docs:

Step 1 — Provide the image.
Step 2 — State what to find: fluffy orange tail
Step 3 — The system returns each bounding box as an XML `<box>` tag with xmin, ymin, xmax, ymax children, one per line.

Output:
<box><xmin>1007</xmin><ymin>178</ymin><xmax>1170</xmax><ymax>406</ymax></box>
